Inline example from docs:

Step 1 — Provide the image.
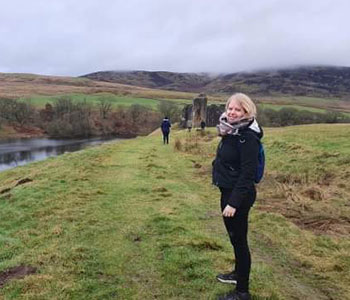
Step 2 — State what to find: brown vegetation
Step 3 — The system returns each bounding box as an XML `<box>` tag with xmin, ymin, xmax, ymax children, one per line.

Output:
<box><xmin>258</xmin><ymin>173</ymin><xmax>350</xmax><ymax>236</ymax></box>
<box><xmin>0</xmin><ymin>97</ymin><xmax>162</xmax><ymax>138</ymax></box>
<box><xmin>0</xmin><ymin>73</ymin><xmax>197</xmax><ymax>100</ymax></box>
<box><xmin>175</xmin><ymin>128</ymin><xmax>350</xmax><ymax>237</ymax></box>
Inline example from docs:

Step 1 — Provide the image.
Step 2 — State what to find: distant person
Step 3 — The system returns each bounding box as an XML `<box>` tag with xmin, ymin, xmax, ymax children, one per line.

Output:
<box><xmin>200</xmin><ymin>120</ymin><xmax>206</xmax><ymax>130</ymax></box>
<box><xmin>161</xmin><ymin>117</ymin><xmax>171</xmax><ymax>144</ymax></box>
<box><xmin>212</xmin><ymin>93</ymin><xmax>263</xmax><ymax>300</ymax></box>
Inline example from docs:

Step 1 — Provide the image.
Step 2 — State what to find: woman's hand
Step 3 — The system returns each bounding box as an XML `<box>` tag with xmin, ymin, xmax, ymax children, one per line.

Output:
<box><xmin>222</xmin><ymin>205</ymin><xmax>236</xmax><ymax>217</ymax></box>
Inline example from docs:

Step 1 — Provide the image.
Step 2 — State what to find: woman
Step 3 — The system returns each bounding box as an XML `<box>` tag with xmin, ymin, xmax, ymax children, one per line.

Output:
<box><xmin>212</xmin><ymin>93</ymin><xmax>263</xmax><ymax>300</ymax></box>
<box><xmin>161</xmin><ymin>116</ymin><xmax>171</xmax><ymax>144</ymax></box>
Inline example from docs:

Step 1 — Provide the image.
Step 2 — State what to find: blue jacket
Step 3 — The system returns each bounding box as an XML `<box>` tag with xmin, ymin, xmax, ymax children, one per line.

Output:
<box><xmin>161</xmin><ymin>119</ymin><xmax>171</xmax><ymax>133</ymax></box>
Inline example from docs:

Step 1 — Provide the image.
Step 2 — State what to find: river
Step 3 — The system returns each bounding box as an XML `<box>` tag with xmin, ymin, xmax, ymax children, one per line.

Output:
<box><xmin>0</xmin><ymin>137</ymin><xmax>123</xmax><ymax>172</ymax></box>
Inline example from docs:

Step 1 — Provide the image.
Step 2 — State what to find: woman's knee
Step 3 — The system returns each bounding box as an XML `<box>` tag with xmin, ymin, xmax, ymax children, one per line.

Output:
<box><xmin>227</xmin><ymin>230</ymin><xmax>247</xmax><ymax>246</ymax></box>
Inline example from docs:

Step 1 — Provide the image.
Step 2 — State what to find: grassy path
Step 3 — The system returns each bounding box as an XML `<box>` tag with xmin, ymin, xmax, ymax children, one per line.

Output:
<box><xmin>0</xmin><ymin>127</ymin><xmax>349</xmax><ymax>299</ymax></box>
<box><xmin>0</xmin><ymin>133</ymin><xmax>227</xmax><ymax>299</ymax></box>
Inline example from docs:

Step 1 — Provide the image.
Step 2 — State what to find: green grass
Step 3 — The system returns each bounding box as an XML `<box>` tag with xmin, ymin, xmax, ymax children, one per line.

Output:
<box><xmin>20</xmin><ymin>93</ymin><xmax>194</xmax><ymax>110</ymax></box>
<box><xmin>264</xmin><ymin>124</ymin><xmax>350</xmax><ymax>176</ymax></box>
<box><xmin>262</xmin><ymin>95</ymin><xmax>342</xmax><ymax>105</ymax></box>
<box><xmin>292</xmin><ymin>96</ymin><xmax>347</xmax><ymax>105</ymax></box>
<box><xmin>258</xmin><ymin>103</ymin><xmax>327</xmax><ymax>113</ymax></box>
<box><xmin>20</xmin><ymin>93</ymin><xmax>162</xmax><ymax>109</ymax></box>
<box><xmin>260</xmin><ymin>96</ymin><xmax>350</xmax><ymax>115</ymax></box>
<box><xmin>0</xmin><ymin>125</ymin><xmax>349</xmax><ymax>299</ymax></box>
<box><xmin>20</xmin><ymin>92</ymin><xmax>350</xmax><ymax>118</ymax></box>
<box><xmin>278</xmin><ymin>96</ymin><xmax>335</xmax><ymax>105</ymax></box>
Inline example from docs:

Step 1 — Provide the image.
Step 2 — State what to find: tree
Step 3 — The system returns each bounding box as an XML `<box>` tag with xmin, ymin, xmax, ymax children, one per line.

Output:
<box><xmin>98</xmin><ymin>97</ymin><xmax>112</xmax><ymax>119</ymax></box>
<box><xmin>278</xmin><ymin>107</ymin><xmax>298</xmax><ymax>126</ymax></box>
<box><xmin>13</xmin><ymin>101</ymin><xmax>35</xmax><ymax>126</ymax></box>
<box><xmin>0</xmin><ymin>98</ymin><xmax>17</xmax><ymax>122</ymax></box>
<box><xmin>47</xmin><ymin>98</ymin><xmax>92</xmax><ymax>137</ymax></box>
<box><xmin>53</xmin><ymin>97</ymin><xmax>75</xmax><ymax>118</ymax></box>
<box><xmin>157</xmin><ymin>101</ymin><xmax>181</xmax><ymax>122</ymax></box>
<box><xmin>40</xmin><ymin>103</ymin><xmax>54</xmax><ymax>122</ymax></box>
<box><xmin>0</xmin><ymin>98</ymin><xmax>34</xmax><ymax>126</ymax></box>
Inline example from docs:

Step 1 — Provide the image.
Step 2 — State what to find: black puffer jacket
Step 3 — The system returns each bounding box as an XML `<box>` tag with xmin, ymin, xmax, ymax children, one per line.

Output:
<box><xmin>212</xmin><ymin>124</ymin><xmax>263</xmax><ymax>209</ymax></box>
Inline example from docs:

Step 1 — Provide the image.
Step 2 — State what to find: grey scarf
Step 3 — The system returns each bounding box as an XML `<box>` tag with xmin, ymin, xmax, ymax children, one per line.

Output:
<box><xmin>216</xmin><ymin>112</ymin><xmax>253</xmax><ymax>136</ymax></box>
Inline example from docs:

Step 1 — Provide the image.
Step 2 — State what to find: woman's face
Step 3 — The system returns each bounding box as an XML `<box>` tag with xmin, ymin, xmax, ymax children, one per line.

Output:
<box><xmin>226</xmin><ymin>100</ymin><xmax>246</xmax><ymax>123</ymax></box>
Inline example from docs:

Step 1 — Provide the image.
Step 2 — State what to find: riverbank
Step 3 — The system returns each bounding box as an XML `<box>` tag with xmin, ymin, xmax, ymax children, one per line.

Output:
<box><xmin>0</xmin><ymin>125</ymin><xmax>349</xmax><ymax>299</ymax></box>
<box><xmin>0</xmin><ymin>124</ymin><xmax>138</xmax><ymax>141</ymax></box>
<box><xmin>0</xmin><ymin>125</ymin><xmax>46</xmax><ymax>140</ymax></box>
<box><xmin>0</xmin><ymin>136</ymin><xmax>125</xmax><ymax>172</ymax></box>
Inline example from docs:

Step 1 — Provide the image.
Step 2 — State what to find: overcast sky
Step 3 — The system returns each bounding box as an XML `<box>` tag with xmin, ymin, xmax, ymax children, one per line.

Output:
<box><xmin>0</xmin><ymin>0</ymin><xmax>349</xmax><ymax>76</ymax></box>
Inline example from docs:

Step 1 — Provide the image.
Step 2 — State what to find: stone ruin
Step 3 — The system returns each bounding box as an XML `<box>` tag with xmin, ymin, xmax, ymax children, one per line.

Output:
<box><xmin>180</xmin><ymin>94</ymin><xmax>225</xmax><ymax>128</ymax></box>
<box><xmin>192</xmin><ymin>94</ymin><xmax>207</xmax><ymax>127</ymax></box>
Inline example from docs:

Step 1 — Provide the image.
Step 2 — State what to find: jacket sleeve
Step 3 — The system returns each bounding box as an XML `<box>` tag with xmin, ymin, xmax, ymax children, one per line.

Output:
<box><xmin>228</xmin><ymin>134</ymin><xmax>259</xmax><ymax>208</ymax></box>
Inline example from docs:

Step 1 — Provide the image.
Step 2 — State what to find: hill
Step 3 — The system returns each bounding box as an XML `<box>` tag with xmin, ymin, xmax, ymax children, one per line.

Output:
<box><xmin>1</xmin><ymin>70</ymin><xmax>350</xmax><ymax>120</ymax></box>
<box><xmin>0</xmin><ymin>72</ymin><xmax>197</xmax><ymax>101</ymax></box>
<box><xmin>0</xmin><ymin>124</ymin><xmax>349</xmax><ymax>299</ymax></box>
<box><xmin>82</xmin><ymin>66</ymin><xmax>350</xmax><ymax>99</ymax></box>
<box><xmin>80</xmin><ymin>70</ymin><xmax>213</xmax><ymax>92</ymax></box>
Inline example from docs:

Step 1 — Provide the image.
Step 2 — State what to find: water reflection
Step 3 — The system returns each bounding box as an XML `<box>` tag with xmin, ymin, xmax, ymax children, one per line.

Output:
<box><xmin>0</xmin><ymin>137</ymin><xmax>121</xmax><ymax>172</ymax></box>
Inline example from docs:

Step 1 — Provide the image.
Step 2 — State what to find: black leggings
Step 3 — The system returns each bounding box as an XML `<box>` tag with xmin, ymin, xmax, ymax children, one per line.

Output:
<box><xmin>220</xmin><ymin>187</ymin><xmax>251</xmax><ymax>292</ymax></box>
<box><xmin>163</xmin><ymin>132</ymin><xmax>169</xmax><ymax>144</ymax></box>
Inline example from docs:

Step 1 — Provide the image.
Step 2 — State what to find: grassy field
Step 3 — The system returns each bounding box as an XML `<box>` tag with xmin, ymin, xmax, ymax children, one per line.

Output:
<box><xmin>0</xmin><ymin>73</ymin><xmax>201</xmax><ymax>103</ymax></box>
<box><xmin>19</xmin><ymin>92</ymin><xmax>223</xmax><ymax>109</ymax></box>
<box><xmin>258</xmin><ymin>103</ymin><xmax>327</xmax><ymax>113</ymax></box>
<box><xmin>174</xmin><ymin>125</ymin><xmax>350</xmax><ymax>298</ymax></box>
<box><xmin>261</xmin><ymin>96</ymin><xmax>342</xmax><ymax>106</ymax></box>
<box><xmin>2</xmin><ymin>73</ymin><xmax>350</xmax><ymax>114</ymax></box>
<box><xmin>18</xmin><ymin>93</ymin><xmax>350</xmax><ymax>118</ymax></box>
<box><xmin>0</xmin><ymin>124</ymin><xmax>349</xmax><ymax>299</ymax></box>
<box><xmin>19</xmin><ymin>93</ymin><xmax>196</xmax><ymax>110</ymax></box>
<box><xmin>21</xmin><ymin>93</ymin><xmax>164</xmax><ymax>109</ymax></box>
<box><xmin>260</xmin><ymin>96</ymin><xmax>350</xmax><ymax>115</ymax></box>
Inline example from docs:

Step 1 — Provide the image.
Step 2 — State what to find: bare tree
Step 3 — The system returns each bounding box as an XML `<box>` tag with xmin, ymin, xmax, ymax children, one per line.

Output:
<box><xmin>0</xmin><ymin>98</ymin><xmax>17</xmax><ymax>121</ymax></box>
<box><xmin>47</xmin><ymin>97</ymin><xmax>93</xmax><ymax>137</ymax></box>
<box><xmin>13</xmin><ymin>101</ymin><xmax>35</xmax><ymax>126</ymax></box>
<box><xmin>157</xmin><ymin>101</ymin><xmax>181</xmax><ymax>122</ymax></box>
<box><xmin>98</xmin><ymin>97</ymin><xmax>112</xmax><ymax>119</ymax></box>
<box><xmin>53</xmin><ymin>97</ymin><xmax>75</xmax><ymax>118</ymax></box>
<box><xmin>0</xmin><ymin>98</ymin><xmax>34</xmax><ymax>126</ymax></box>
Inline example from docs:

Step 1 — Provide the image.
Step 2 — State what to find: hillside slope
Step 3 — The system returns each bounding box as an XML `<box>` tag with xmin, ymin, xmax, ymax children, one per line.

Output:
<box><xmin>80</xmin><ymin>70</ymin><xmax>212</xmax><ymax>92</ymax></box>
<box><xmin>82</xmin><ymin>66</ymin><xmax>350</xmax><ymax>99</ymax></box>
<box><xmin>206</xmin><ymin>66</ymin><xmax>350</xmax><ymax>97</ymax></box>
<box><xmin>0</xmin><ymin>72</ymin><xmax>197</xmax><ymax>100</ymax></box>
<box><xmin>0</xmin><ymin>125</ymin><xmax>349</xmax><ymax>299</ymax></box>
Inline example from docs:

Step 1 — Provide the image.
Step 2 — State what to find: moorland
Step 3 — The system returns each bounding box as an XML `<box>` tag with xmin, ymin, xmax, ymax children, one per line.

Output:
<box><xmin>0</xmin><ymin>66</ymin><xmax>349</xmax><ymax>299</ymax></box>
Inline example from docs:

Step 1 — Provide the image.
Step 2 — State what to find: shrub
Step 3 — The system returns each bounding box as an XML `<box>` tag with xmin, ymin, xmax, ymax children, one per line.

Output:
<box><xmin>174</xmin><ymin>138</ymin><xmax>182</xmax><ymax>151</ymax></box>
<box><xmin>0</xmin><ymin>98</ymin><xmax>34</xmax><ymax>126</ymax></box>
<box><xmin>45</xmin><ymin>97</ymin><xmax>92</xmax><ymax>137</ymax></box>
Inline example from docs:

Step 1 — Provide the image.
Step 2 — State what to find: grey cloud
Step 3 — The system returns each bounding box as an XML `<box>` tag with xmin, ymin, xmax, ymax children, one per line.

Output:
<box><xmin>0</xmin><ymin>0</ymin><xmax>349</xmax><ymax>76</ymax></box>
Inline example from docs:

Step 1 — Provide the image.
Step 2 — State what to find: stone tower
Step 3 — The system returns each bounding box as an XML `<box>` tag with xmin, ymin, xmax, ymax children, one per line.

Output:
<box><xmin>192</xmin><ymin>94</ymin><xmax>207</xmax><ymax>128</ymax></box>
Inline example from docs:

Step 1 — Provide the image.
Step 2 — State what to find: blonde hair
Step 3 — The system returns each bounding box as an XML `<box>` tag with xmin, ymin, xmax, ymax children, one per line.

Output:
<box><xmin>225</xmin><ymin>93</ymin><xmax>257</xmax><ymax>118</ymax></box>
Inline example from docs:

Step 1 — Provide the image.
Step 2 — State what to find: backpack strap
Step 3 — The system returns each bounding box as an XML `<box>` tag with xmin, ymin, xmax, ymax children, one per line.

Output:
<box><xmin>237</xmin><ymin>130</ymin><xmax>265</xmax><ymax>183</ymax></box>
